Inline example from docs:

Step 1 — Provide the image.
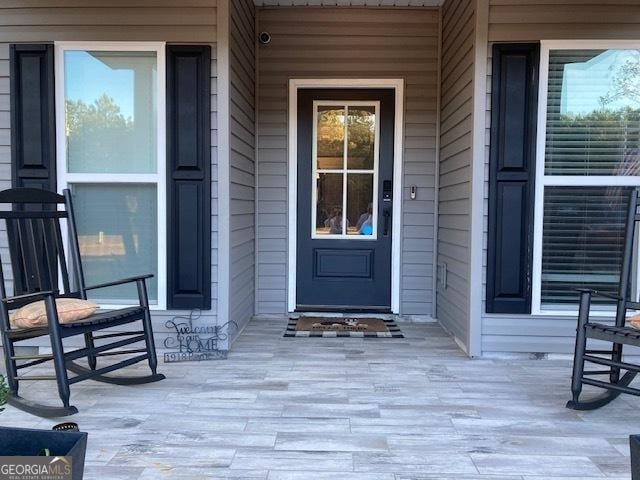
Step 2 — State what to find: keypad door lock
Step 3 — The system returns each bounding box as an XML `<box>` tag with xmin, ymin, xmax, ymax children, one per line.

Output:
<box><xmin>383</xmin><ymin>180</ymin><xmax>392</xmax><ymax>202</ymax></box>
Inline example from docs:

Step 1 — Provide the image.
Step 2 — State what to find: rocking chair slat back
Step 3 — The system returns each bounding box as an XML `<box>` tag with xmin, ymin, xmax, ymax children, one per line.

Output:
<box><xmin>63</xmin><ymin>189</ymin><xmax>86</xmax><ymax>295</ymax></box>
<box><xmin>51</xmin><ymin>218</ymin><xmax>71</xmax><ymax>294</ymax></box>
<box><xmin>615</xmin><ymin>189</ymin><xmax>639</xmax><ymax>328</ymax></box>
<box><xmin>0</xmin><ymin>188</ymin><xmax>82</xmax><ymax>300</ymax></box>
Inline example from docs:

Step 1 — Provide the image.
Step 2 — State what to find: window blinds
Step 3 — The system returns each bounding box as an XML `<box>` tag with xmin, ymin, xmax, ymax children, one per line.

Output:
<box><xmin>540</xmin><ymin>48</ymin><xmax>640</xmax><ymax>307</ymax></box>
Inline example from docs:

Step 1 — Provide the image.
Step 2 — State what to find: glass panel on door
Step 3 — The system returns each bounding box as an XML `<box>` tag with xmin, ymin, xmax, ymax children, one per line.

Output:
<box><xmin>313</xmin><ymin>102</ymin><xmax>379</xmax><ymax>239</ymax></box>
<box><xmin>316</xmin><ymin>106</ymin><xmax>345</xmax><ymax>170</ymax></box>
<box><xmin>315</xmin><ymin>173</ymin><xmax>344</xmax><ymax>235</ymax></box>
<box><xmin>347</xmin><ymin>106</ymin><xmax>375</xmax><ymax>170</ymax></box>
<box><xmin>347</xmin><ymin>174</ymin><xmax>374</xmax><ymax>236</ymax></box>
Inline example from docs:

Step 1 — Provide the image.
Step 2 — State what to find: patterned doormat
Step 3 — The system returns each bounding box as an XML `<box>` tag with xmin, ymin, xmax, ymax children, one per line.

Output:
<box><xmin>284</xmin><ymin>316</ymin><xmax>404</xmax><ymax>338</ymax></box>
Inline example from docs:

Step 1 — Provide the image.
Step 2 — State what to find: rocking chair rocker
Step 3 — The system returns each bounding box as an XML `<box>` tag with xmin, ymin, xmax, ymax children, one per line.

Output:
<box><xmin>568</xmin><ymin>188</ymin><xmax>640</xmax><ymax>410</ymax></box>
<box><xmin>0</xmin><ymin>188</ymin><xmax>165</xmax><ymax>417</ymax></box>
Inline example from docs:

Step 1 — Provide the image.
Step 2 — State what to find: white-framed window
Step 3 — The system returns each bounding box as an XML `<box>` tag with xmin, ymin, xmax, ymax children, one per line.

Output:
<box><xmin>532</xmin><ymin>40</ymin><xmax>640</xmax><ymax>315</ymax></box>
<box><xmin>311</xmin><ymin>101</ymin><xmax>380</xmax><ymax>240</ymax></box>
<box><xmin>54</xmin><ymin>42</ymin><xmax>167</xmax><ymax>309</ymax></box>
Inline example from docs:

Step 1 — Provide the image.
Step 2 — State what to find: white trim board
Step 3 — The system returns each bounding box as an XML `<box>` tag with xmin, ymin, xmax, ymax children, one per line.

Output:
<box><xmin>217</xmin><ymin>0</ymin><xmax>231</xmax><ymax>338</ymax></box>
<box><xmin>287</xmin><ymin>78</ymin><xmax>405</xmax><ymax>314</ymax></box>
<box><xmin>54</xmin><ymin>41</ymin><xmax>167</xmax><ymax>310</ymax></box>
<box><xmin>467</xmin><ymin>0</ymin><xmax>489</xmax><ymax>357</ymax></box>
<box><xmin>432</xmin><ymin>8</ymin><xmax>443</xmax><ymax>322</ymax></box>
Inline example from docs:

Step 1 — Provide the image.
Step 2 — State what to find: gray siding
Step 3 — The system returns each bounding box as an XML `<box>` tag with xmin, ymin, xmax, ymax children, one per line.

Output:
<box><xmin>488</xmin><ymin>1</ymin><xmax>640</xmax><ymax>42</ymax></box>
<box><xmin>228</xmin><ymin>0</ymin><xmax>256</xmax><ymax>343</ymax></box>
<box><xmin>255</xmin><ymin>7</ymin><xmax>439</xmax><ymax>316</ymax></box>
<box><xmin>437</xmin><ymin>0</ymin><xmax>475</xmax><ymax>347</ymax></box>
<box><xmin>0</xmin><ymin>1</ymin><xmax>219</xmax><ymax>349</ymax></box>
<box><xmin>0</xmin><ymin>2</ymin><xmax>217</xmax><ymax>43</ymax></box>
<box><xmin>0</xmin><ymin>45</ymin><xmax>10</xmax><ymax>309</ymax></box>
<box><xmin>481</xmin><ymin>0</ymin><xmax>640</xmax><ymax>354</ymax></box>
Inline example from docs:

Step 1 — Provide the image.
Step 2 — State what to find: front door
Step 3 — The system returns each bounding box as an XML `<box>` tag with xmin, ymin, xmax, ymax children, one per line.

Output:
<box><xmin>296</xmin><ymin>89</ymin><xmax>395</xmax><ymax>311</ymax></box>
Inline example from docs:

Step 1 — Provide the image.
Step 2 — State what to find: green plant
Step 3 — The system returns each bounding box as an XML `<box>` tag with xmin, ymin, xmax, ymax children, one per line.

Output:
<box><xmin>0</xmin><ymin>374</ymin><xmax>8</xmax><ymax>413</ymax></box>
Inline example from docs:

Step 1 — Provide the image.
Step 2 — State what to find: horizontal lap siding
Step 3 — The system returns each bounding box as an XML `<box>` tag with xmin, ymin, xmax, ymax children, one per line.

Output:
<box><xmin>0</xmin><ymin>1</ymin><xmax>219</xmax><ymax>348</ymax></box>
<box><xmin>488</xmin><ymin>1</ymin><xmax>640</xmax><ymax>42</ymax></box>
<box><xmin>482</xmin><ymin>0</ymin><xmax>640</xmax><ymax>353</ymax></box>
<box><xmin>0</xmin><ymin>45</ymin><xmax>11</xmax><ymax>304</ymax></box>
<box><xmin>256</xmin><ymin>7</ymin><xmax>439</xmax><ymax>316</ymax></box>
<box><xmin>229</xmin><ymin>0</ymin><xmax>256</xmax><ymax>343</ymax></box>
<box><xmin>0</xmin><ymin>3</ymin><xmax>217</xmax><ymax>42</ymax></box>
<box><xmin>438</xmin><ymin>0</ymin><xmax>475</xmax><ymax>347</ymax></box>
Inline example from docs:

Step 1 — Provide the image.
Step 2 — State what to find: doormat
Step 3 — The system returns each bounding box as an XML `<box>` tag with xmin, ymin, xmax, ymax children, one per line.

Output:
<box><xmin>284</xmin><ymin>317</ymin><xmax>403</xmax><ymax>338</ymax></box>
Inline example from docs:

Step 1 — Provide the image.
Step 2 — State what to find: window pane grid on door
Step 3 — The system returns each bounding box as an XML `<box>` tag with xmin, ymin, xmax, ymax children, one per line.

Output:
<box><xmin>313</xmin><ymin>102</ymin><xmax>379</xmax><ymax>239</ymax></box>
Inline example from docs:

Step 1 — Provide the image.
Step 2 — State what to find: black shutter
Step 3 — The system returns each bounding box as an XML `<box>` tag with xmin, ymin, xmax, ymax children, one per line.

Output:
<box><xmin>9</xmin><ymin>44</ymin><xmax>57</xmax><ymax>295</ymax></box>
<box><xmin>486</xmin><ymin>43</ymin><xmax>540</xmax><ymax>314</ymax></box>
<box><xmin>166</xmin><ymin>45</ymin><xmax>211</xmax><ymax>310</ymax></box>
<box><xmin>10</xmin><ymin>44</ymin><xmax>56</xmax><ymax>191</ymax></box>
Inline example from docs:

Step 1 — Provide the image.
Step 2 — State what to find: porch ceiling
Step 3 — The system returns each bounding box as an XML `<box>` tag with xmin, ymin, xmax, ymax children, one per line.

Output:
<box><xmin>254</xmin><ymin>0</ymin><xmax>442</xmax><ymax>6</ymax></box>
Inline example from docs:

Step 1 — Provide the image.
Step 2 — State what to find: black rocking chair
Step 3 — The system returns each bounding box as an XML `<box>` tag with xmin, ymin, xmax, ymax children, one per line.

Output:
<box><xmin>0</xmin><ymin>187</ymin><xmax>165</xmax><ymax>417</ymax></box>
<box><xmin>568</xmin><ymin>188</ymin><xmax>640</xmax><ymax>410</ymax></box>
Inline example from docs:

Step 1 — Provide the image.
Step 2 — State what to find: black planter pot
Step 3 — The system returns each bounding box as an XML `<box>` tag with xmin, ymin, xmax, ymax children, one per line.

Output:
<box><xmin>631</xmin><ymin>435</ymin><xmax>640</xmax><ymax>480</ymax></box>
<box><xmin>0</xmin><ymin>426</ymin><xmax>87</xmax><ymax>480</ymax></box>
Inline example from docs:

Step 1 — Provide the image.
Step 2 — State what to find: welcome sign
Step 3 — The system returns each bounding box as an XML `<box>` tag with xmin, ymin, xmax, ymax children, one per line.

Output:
<box><xmin>162</xmin><ymin>310</ymin><xmax>236</xmax><ymax>363</ymax></box>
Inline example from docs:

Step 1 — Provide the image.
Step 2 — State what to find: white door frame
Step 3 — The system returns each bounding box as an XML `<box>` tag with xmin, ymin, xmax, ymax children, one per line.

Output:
<box><xmin>287</xmin><ymin>78</ymin><xmax>405</xmax><ymax>313</ymax></box>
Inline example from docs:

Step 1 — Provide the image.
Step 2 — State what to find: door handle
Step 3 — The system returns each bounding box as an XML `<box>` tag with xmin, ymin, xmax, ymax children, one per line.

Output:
<box><xmin>383</xmin><ymin>209</ymin><xmax>391</xmax><ymax>236</ymax></box>
<box><xmin>382</xmin><ymin>180</ymin><xmax>392</xmax><ymax>237</ymax></box>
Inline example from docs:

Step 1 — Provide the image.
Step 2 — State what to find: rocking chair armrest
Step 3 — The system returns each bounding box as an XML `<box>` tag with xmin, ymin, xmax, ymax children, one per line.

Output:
<box><xmin>2</xmin><ymin>290</ymin><xmax>58</xmax><ymax>305</ymax></box>
<box><xmin>575</xmin><ymin>288</ymin><xmax>622</xmax><ymax>301</ymax></box>
<box><xmin>83</xmin><ymin>274</ymin><xmax>154</xmax><ymax>292</ymax></box>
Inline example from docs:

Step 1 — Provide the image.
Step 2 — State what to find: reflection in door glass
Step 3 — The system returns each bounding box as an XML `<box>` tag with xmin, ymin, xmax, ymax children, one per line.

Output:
<box><xmin>347</xmin><ymin>107</ymin><xmax>376</xmax><ymax>170</ymax></box>
<box><xmin>313</xmin><ymin>102</ymin><xmax>378</xmax><ymax>238</ymax></box>
<box><xmin>315</xmin><ymin>173</ymin><xmax>344</xmax><ymax>235</ymax></box>
<box><xmin>347</xmin><ymin>174</ymin><xmax>374</xmax><ymax>235</ymax></box>
<box><xmin>317</xmin><ymin>106</ymin><xmax>345</xmax><ymax>169</ymax></box>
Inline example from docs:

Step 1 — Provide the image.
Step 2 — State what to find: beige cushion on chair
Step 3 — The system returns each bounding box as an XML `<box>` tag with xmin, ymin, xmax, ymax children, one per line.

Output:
<box><xmin>628</xmin><ymin>314</ymin><xmax>640</xmax><ymax>330</ymax></box>
<box><xmin>9</xmin><ymin>298</ymin><xmax>99</xmax><ymax>329</ymax></box>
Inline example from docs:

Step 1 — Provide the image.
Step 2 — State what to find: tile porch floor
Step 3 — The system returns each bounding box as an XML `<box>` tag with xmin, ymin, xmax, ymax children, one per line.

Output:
<box><xmin>1</xmin><ymin>318</ymin><xmax>639</xmax><ymax>479</ymax></box>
